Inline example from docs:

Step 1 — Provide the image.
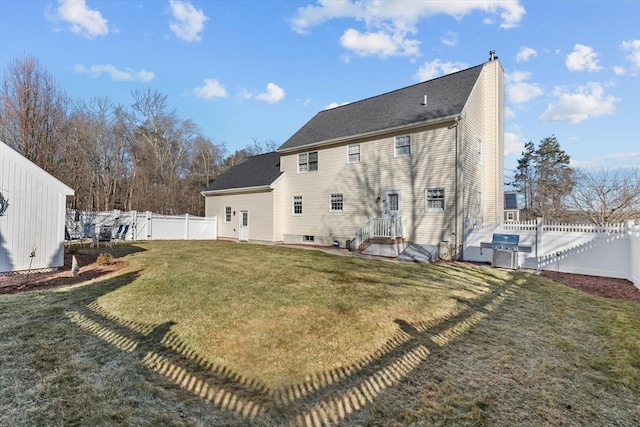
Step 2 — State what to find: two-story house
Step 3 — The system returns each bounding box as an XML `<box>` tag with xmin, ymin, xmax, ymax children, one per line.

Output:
<box><xmin>202</xmin><ymin>52</ymin><xmax>504</xmax><ymax>259</ymax></box>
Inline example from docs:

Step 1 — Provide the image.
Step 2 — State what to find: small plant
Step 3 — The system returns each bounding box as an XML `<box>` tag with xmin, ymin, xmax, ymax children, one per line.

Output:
<box><xmin>96</xmin><ymin>253</ymin><xmax>114</xmax><ymax>266</ymax></box>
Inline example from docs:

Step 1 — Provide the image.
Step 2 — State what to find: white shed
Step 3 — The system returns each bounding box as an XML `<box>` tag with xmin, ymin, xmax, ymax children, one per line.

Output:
<box><xmin>0</xmin><ymin>141</ymin><xmax>74</xmax><ymax>273</ymax></box>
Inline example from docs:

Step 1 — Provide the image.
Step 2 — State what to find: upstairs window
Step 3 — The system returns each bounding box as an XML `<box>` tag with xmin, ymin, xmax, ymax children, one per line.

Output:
<box><xmin>395</xmin><ymin>135</ymin><xmax>411</xmax><ymax>157</ymax></box>
<box><xmin>347</xmin><ymin>144</ymin><xmax>360</xmax><ymax>164</ymax></box>
<box><xmin>426</xmin><ymin>188</ymin><xmax>445</xmax><ymax>211</ymax></box>
<box><xmin>298</xmin><ymin>151</ymin><xmax>318</xmax><ymax>173</ymax></box>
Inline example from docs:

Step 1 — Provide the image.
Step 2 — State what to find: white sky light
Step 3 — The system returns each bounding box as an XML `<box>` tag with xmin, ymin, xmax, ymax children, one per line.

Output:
<box><xmin>1</xmin><ymin>0</ymin><xmax>639</xmax><ymax>171</ymax></box>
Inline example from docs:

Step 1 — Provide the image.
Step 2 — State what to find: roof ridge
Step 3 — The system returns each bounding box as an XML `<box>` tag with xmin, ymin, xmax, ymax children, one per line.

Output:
<box><xmin>320</xmin><ymin>62</ymin><xmax>485</xmax><ymax>114</ymax></box>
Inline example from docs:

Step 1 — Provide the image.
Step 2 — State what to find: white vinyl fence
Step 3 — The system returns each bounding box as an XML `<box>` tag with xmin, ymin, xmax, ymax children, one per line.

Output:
<box><xmin>67</xmin><ymin>210</ymin><xmax>217</xmax><ymax>241</ymax></box>
<box><xmin>464</xmin><ymin>218</ymin><xmax>640</xmax><ymax>289</ymax></box>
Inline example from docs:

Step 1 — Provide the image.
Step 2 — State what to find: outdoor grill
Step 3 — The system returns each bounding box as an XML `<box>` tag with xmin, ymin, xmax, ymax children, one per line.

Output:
<box><xmin>490</xmin><ymin>233</ymin><xmax>520</xmax><ymax>269</ymax></box>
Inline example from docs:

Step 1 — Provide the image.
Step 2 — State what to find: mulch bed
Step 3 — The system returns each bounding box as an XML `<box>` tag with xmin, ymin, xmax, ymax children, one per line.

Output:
<box><xmin>0</xmin><ymin>252</ymin><xmax>128</xmax><ymax>295</ymax></box>
<box><xmin>542</xmin><ymin>270</ymin><xmax>640</xmax><ymax>303</ymax></box>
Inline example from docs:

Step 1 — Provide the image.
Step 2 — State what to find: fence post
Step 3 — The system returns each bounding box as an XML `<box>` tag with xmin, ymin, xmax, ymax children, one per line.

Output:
<box><xmin>131</xmin><ymin>210</ymin><xmax>137</xmax><ymax>240</ymax></box>
<box><xmin>146</xmin><ymin>211</ymin><xmax>152</xmax><ymax>240</ymax></box>
<box><xmin>185</xmin><ymin>213</ymin><xmax>190</xmax><ymax>240</ymax></box>
<box><xmin>535</xmin><ymin>217</ymin><xmax>544</xmax><ymax>271</ymax></box>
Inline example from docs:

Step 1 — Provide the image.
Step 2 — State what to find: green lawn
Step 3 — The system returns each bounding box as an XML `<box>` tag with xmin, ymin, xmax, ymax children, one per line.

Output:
<box><xmin>0</xmin><ymin>241</ymin><xmax>638</xmax><ymax>426</ymax></box>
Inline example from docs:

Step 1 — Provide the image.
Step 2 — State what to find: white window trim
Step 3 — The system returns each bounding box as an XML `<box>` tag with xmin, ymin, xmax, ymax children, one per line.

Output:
<box><xmin>292</xmin><ymin>196</ymin><xmax>302</xmax><ymax>216</ymax></box>
<box><xmin>347</xmin><ymin>144</ymin><xmax>360</xmax><ymax>164</ymax></box>
<box><xmin>225</xmin><ymin>206</ymin><xmax>232</xmax><ymax>223</ymax></box>
<box><xmin>330</xmin><ymin>193</ymin><xmax>344</xmax><ymax>212</ymax></box>
<box><xmin>394</xmin><ymin>135</ymin><xmax>411</xmax><ymax>158</ymax></box>
<box><xmin>425</xmin><ymin>188</ymin><xmax>445</xmax><ymax>212</ymax></box>
<box><xmin>298</xmin><ymin>151</ymin><xmax>318</xmax><ymax>173</ymax></box>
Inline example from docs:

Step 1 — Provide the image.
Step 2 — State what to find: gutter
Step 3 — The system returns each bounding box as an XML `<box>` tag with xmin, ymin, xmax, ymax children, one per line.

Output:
<box><xmin>201</xmin><ymin>184</ymin><xmax>273</xmax><ymax>197</ymax></box>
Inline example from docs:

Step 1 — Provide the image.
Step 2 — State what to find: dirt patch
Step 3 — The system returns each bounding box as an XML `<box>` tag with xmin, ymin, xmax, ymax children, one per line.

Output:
<box><xmin>542</xmin><ymin>270</ymin><xmax>640</xmax><ymax>303</ymax></box>
<box><xmin>0</xmin><ymin>252</ymin><xmax>128</xmax><ymax>295</ymax></box>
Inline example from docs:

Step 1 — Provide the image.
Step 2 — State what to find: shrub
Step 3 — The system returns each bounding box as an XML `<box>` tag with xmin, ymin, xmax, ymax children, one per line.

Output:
<box><xmin>96</xmin><ymin>253</ymin><xmax>114</xmax><ymax>266</ymax></box>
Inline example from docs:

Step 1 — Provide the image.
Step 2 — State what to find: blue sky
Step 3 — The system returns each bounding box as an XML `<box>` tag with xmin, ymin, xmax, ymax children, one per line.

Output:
<box><xmin>1</xmin><ymin>0</ymin><xmax>639</xmax><ymax>179</ymax></box>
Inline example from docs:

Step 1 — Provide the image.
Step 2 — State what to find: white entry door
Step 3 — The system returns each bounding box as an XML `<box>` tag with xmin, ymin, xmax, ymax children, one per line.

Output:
<box><xmin>383</xmin><ymin>190</ymin><xmax>401</xmax><ymax>220</ymax></box>
<box><xmin>239</xmin><ymin>211</ymin><xmax>249</xmax><ymax>241</ymax></box>
<box><xmin>383</xmin><ymin>190</ymin><xmax>401</xmax><ymax>238</ymax></box>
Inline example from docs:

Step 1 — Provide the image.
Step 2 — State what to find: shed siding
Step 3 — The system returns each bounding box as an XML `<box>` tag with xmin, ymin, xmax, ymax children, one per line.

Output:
<box><xmin>1</xmin><ymin>142</ymin><xmax>73</xmax><ymax>273</ymax></box>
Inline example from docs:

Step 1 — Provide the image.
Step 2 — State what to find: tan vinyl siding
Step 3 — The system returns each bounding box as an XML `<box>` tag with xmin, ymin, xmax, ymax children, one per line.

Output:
<box><xmin>460</xmin><ymin>67</ymin><xmax>485</xmax><ymax>224</ymax></box>
<box><xmin>481</xmin><ymin>59</ymin><xmax>504</xmax><ymax>222</ymax></box>
<box><xmin>204</xmin><ymin>190</ymin><xmax>276</xmax><ymax>241</ymax></box>
<box><xmin>280</xmin><ymin>123</ymin><xmax>458</xmax><ymax>246</ymax></box>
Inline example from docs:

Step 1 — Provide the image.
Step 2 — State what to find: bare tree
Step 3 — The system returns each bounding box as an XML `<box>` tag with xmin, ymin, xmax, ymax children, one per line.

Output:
<box><xmin>568</xmin><ymin>167</ymin><xmax>640</xmax><ymax>224</ymax></box>
<box><xmin>0</xmin><ymin>54</ymin><xmax>69</xmax><ymax>174</ymax></box>
<box><xmin>125</xmin><ymin>88</ymin><xmax>200</xmax><ymax>214</ymax></box>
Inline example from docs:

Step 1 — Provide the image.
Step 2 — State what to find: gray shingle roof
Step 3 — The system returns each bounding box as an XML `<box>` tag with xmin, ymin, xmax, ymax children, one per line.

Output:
<box><xmin>278</xmin><ymin>63</ymin><xmax>484</xmax><ymax>152</ymax></box>
<box><xmin>202</xmin><ymin>151</ymin><xmax>282</xmax><ymax>192</ymax></box>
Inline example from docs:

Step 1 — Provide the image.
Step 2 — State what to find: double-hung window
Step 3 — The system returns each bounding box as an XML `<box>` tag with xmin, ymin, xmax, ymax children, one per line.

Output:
<box><xmin>293</xmin><ymin>196</ymin><xmax>302</xmax><ymax>215</ymax></box>
<box><xmin>347</xmin><ymin>144</ymin><xmax>360</xmax><ymax>164</ymax></box>
<box><xmin>395</xmin><ymin>135</ymin><xmax>411</xmax><ymax>157</ymax></box>
<box><xmin>330</xmin><ymin>193</ymin><xmax>344</xmax><ymax>212</ymax></box>
<box><xmin>298</xmin><ymin>151</ymin><xmax>318</xmax><ymax>173</ymax></box>
<box><xmin>426</xmin><ymin>188</ymin><xmax>445</xmax><ymax>211</ymax></box>
<box><xmin>225</xmin><ymin>206</ymin><xmax>232</xmax><ymax>222</ymax></box>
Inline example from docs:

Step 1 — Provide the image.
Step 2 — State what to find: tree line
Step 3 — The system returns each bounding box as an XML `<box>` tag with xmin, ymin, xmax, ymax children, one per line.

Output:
<box><xmin>512</xmin><ymin>135</ymin><xmax>640</xmax><ymax>224</ymax></box>
<box><xmin>0</xmin><ymin>55</ymin><xmax>275</xmax><ymax>216</ymax></box>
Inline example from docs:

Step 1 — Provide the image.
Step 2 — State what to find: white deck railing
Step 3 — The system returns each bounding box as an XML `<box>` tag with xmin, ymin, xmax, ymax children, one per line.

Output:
<box><xmin>353</xmin><ymin>217</ymin><xmax>403</xmax><ymax>250</ymax></box>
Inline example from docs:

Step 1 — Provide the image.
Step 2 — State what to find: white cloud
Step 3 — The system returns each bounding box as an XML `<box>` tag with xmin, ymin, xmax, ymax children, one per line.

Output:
<box><xmin>621</xmin><ymin>39</ymin><xmax>640</xmax><ymax>69</ymax></box>
<box><xmin>604</xmin><ymin>152</ymin><xmax>640</xmax><ymax>161</ymax></box>
<box><xmin>504</xmin><ymin>131</ymin><xmax>527</xmax><ymax>157</ymax></box>
<box><xmin>241</xmin><ymin>83</ymin><xmax>286</xmax><ymax>104</ymax></box>
<box><xmin>539</xmin><ymin>82</ymin><xmax>619</xmax><ymax>124</ymax></box>
<box><xmin>440</xmin><ymin>31</ymin><xmax>457</xmax><ymax>47</ymax></box>
<box><xmin>566</xmin><ymin>44</ymin><xmax>602</xmax><ymax>72</ymax></box>
<box><xmin>505</xmin><ymin>106</ymin><xmax>516</xmax><ymax>119</ymax></box>
<box><xmin>515</xmin><ymin>46</ymin><xmax>536</xmax><ymax>62</ymax></box>
<box><xmin>290</xmin><ymin>0</ymin><xmax>525</xmax><ymax>57</ymax></box>
<box><xmin>340</xmin><ymin>28</ymin><xmax>420</xmax><ymax>57</ymax></box>
<box><xmin>505</xmin><ymin>70</ymin><xmax>542</xmax><ymax>104</ymax></box>
<box><xmin>169</xmin><ymin>0</ymin><xmax>208</xmax><ymax>42</ymax></box>
<box><xmin>50</xmin><ymin>0</ymin><xmax>109</xmax><ymax>38</ymax></box>
<box><xmin>193</xmin><ymin>79</ymin><xmax>227</xmax><ymax>99</ymax></box>
<box><xmin>325</xmin><ymin>101</ymin><xmax>350</xmax><ymax>110</ymax></box>
<box><xmin>74</xmin><ymin>64</ymin><xmax>154</xmax><ymax>82</ymax></box>
<box><xmin>414</xmin><ymin>59</ymin><xmax>468</xmax><ymax>81</ymax></box>
<box><xmin>613</xmin><ymin>66</ymin><xmax>626</xmax><ymax>75</ymax></box>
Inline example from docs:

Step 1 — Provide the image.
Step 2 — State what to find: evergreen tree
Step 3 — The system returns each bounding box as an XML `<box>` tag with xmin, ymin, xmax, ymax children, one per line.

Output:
<box><xmin>513</xmin><ymin>135</ymin><xmax>575</xmax><ymax>220</ymax></box>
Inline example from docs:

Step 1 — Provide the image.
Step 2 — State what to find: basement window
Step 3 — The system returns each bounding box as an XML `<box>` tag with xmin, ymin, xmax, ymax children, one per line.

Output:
<box><xmin>303</xmin><ymin>235</ymin><xmax>315</xmax><ymax>242</ymax></box>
